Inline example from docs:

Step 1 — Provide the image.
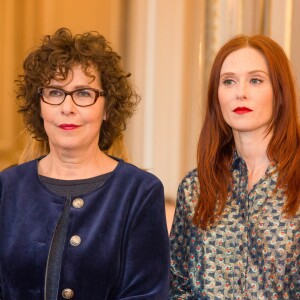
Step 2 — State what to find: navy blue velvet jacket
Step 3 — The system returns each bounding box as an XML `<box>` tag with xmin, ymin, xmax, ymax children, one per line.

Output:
<box><xmin>0</xmin><ymin>159</ymin><xmax>170</xmax><ymax>299</ymax></box>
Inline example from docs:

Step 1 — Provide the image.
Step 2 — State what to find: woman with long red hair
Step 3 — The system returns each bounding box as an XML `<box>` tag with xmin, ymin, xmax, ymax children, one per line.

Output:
<box><xmin>170</xmin><ymin>35</ymin><xmax>300</xmax><ymax>299</ymax></box>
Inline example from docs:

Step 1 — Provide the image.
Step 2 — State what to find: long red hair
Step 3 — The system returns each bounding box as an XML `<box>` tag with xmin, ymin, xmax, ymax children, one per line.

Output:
<box><xmin>194</xmin><ymin>35</ymin><xmax>300</xmax><ymax>229</ymax></box>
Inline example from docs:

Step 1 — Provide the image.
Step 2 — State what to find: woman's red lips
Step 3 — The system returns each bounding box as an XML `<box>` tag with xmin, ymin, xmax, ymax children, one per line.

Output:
<box><xmin>233</xmin><ymin>107</ymin><xmax>253</xmax><ymax>114</ymax></box>
<box><xmin>58</xmin><ymin>124</ymin><xmax>81</xmax><ymax>130</ymax></box>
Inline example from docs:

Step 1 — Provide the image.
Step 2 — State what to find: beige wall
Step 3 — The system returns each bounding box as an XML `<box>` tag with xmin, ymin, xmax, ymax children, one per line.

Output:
<box><xmin>1</xmin><ymin>0</ymin><xmax>300</xmax><ymax>202</ymax></box>
<box><xmin>124</xmin><ymin>0</ymin><xmax>300</xmax><ymax>200</ymax></box>
<box><xmin>123</xmin><ymin>0</ymin><xmax>204</xmax><ymax>200</ymax></box>
<box><xmin>291</xmin><ymin>0</ymin><xmax>300</xmax><ymax>92</ymax></box>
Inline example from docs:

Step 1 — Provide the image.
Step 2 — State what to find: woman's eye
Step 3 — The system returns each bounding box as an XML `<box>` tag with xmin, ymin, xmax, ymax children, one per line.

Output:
<box><xmin>222</xmin><ymin>79</ymin><xmax>235</xmax><ymax>86</ymax></box>
<box><xmin>250</xmin><ymin>78</ymin><xmax>263</xmax><ymax>84</ymax></box>
<box><xmin>76</xmin><ymin>90</ymin><xmax>92</xmax><ymax>97</ymax></box>
<box><xmin>48</xmin><ymin>89</ymin><xmax>64</xmax><ymax>97</ymax></box>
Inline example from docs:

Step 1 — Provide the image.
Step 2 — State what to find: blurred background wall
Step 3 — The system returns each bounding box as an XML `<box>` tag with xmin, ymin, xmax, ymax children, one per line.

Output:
<box><xmin>1</xmin><ymin>0</ymin><xmax>299</xmax><ymax>221</ymax></box>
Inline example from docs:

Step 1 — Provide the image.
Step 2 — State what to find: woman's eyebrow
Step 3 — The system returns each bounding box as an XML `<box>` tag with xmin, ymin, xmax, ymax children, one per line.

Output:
<box><xmin>220</xmin><ymin>70</ymin><xmax>269</xmax><ymax>77</ymax></box>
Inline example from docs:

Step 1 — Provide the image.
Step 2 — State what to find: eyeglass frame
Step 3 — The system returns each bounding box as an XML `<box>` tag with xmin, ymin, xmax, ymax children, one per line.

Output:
<box><xmin>37</xmin><ymin>86</ymin><xmax>106</xmax><ymax>107</ymax></box>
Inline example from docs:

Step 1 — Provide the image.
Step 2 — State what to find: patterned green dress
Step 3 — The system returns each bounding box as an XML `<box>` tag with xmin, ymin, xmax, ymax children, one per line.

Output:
<box><xmin>170</xmin><ymin>153</ymin><xmax>300</xmax><ymax>299</ymax></box>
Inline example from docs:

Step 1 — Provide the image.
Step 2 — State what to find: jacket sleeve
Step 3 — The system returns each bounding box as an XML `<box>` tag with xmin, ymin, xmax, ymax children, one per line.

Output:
<box><xmin>169</xmin><ymin>182</ymin><xmax>194</xmax><ymax>299</ymax></box>
<box><xmin>115</xmin><ymin>181</ymin><xmax>170</xmax><ymax>299</ymax></box>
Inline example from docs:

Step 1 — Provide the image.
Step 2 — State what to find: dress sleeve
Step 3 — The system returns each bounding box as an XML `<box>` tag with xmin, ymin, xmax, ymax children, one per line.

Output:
<box><xmin>116</xmin><ymin>181</ymin><xmax>170</xmax><ymax>299</ymax></box>
<box><xmin>169</xmin><ymin>180</ymin><xmax>194</xmax><ymax>299</ymax></box>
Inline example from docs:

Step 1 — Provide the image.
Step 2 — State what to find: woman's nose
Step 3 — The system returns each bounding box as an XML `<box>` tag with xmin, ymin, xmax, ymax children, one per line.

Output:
<box><xmin>61</xmin><ymin>95</ymin><xmax>76</xmax><ymax>114</ymax></box>
<box><xmin>236</xmin><ymin>82</ymin><xmax>248</xmax><ymax>100</ymax></box>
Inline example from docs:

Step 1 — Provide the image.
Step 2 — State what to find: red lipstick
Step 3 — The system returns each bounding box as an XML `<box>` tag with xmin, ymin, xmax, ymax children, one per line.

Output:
<box><xmin>59</xmin><ymin>124</ymin><xmax>81</xmax><ymax>130</ymax></box>
<box><xmin>233</xmin><ymin>107</ymin><xmax>253</xmax><ymax>114</ymax></box>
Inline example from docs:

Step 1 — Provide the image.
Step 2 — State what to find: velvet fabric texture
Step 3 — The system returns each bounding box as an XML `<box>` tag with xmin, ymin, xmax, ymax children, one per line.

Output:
<box><xmin>0</xmin><ymin>159</ymin><xmax>170</xmax><ymax>299</ymax></box>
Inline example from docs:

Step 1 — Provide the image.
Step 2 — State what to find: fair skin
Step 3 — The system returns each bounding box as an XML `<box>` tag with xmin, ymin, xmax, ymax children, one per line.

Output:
<box><xmin>38</xmin><ymin>65</ymin><xmax>118</xmax><ymax>180</ymax></box>
<box><xmin>218</xmin><ymin>47</ymin><xmax>274</xmax><ymax>191</ymax></box>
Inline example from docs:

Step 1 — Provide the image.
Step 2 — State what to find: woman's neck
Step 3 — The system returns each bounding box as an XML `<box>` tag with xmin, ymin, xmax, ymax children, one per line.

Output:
<box><xmin>38</xmin><ymin>147</ymin><xmax>117</xmax><ymax>180</ymax></box>
<box><xmin>233</xmin><ymin>130</ymin><xmax>272</xmax><ymax>192</ymax></box>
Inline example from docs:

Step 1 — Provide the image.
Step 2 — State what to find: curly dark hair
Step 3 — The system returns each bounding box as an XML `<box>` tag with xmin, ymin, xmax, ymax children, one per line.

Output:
<box><xmin>16</xmin><ymin>27</ymin><xmax>140</xmax><ymax>151</ymax></box>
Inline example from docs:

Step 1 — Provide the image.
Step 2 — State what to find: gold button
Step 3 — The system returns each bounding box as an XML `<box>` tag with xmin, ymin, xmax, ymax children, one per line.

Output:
<box><xmin>70</xmin><ymin>235</ymin><xmax>81</xmax><ymax>246</ymax></box>
<box><xmin>62</xmin><ymin>288</ymin><xmax>74</xmax><ymax>299</ymax></box>
<box><xmin>72</xmin><ymin>198</ymin><xmax>84</xmax><ymax>208</ymax></box>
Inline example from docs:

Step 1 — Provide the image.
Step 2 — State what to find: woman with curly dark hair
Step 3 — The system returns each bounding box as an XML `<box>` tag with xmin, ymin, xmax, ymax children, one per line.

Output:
<box><xmin>0</xmin><ymin>28</ymin><xmax>169</xmax><ymax>300</ymax></box>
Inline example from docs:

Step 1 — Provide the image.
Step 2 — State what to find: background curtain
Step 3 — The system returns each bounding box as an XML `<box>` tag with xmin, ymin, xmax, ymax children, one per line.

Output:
<box><xmin>1</xmin><ymin>0</ymin><xmax>299</xmax><ymax>206</ymax></box>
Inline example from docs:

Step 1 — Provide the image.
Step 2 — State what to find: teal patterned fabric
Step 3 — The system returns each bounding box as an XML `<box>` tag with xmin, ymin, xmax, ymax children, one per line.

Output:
<box><xmin>170</xmin><ymin>153</ymin><xmax>300</xmax><ymax>299</ymax></box>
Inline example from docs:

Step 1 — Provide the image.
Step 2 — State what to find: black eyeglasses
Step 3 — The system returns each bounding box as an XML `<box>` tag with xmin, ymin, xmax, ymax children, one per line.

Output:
<box><xmin>38</xmin><ymin>87</ymin><xmax>106</xmax><ymax>107</ymax></box>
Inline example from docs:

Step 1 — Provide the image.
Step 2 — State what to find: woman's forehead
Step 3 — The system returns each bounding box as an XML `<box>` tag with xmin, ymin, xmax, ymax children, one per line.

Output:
<box><xmin>220</xmin><ymin>47</ymin><xmax>268</xmax><ymax>75</ymax></box>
